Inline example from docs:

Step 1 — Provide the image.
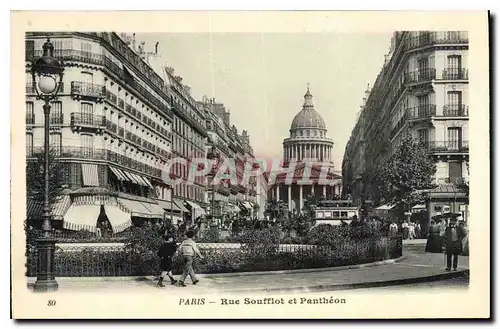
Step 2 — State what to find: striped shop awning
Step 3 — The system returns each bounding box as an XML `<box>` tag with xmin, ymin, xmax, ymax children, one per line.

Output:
<box><xmin>109</xmin><ymin>166</ymin><xmax>128</xmax><ymax>181</ymax></box>
<box><xmin>26</xmin><ymin>195</ymin><xmax>72</xmax><ymax>220</ymax></box>
<box><xmin>104</xmin><ymin>205</ymin><xmax>132</xmax><ymax>233</ymax></box>
<box><xmin>141</xmin><ymin>176</ymin><xmax>154</xmax><ymax>188</ymax></box>
<box><xmin>132</xmin><ymin>173</ymin><xmax>149</xmax><ymax>187</ymax></box>
<box><xmin>117</xmin><ymin>198</ymin><xmax>163</xmax><ymax>219</ymax></box>
<box><xmin>63</xmin><ymin>204</ymin><xmax>101</xmax><ymax>233</ymax></box>
<box><xmin>121</xmin><ymin>171</ymin><xmax>141</xmax><ymax>185</ymax></box>
<box><xmin>81</xmin><ymin>163</ymin><xmax>100</xmax><ymax>187</ymax></box>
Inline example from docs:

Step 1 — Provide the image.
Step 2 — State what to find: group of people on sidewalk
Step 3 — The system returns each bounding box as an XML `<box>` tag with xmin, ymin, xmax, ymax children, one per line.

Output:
<box><xmin>156</xmin><ymin>230</ymin><xmax>204</xmax><ymax>288</ymax></box>
<box><xmin>425</xmin><ymin>213</ymin><xmax>468</xmax><ymax>271</ymax></box>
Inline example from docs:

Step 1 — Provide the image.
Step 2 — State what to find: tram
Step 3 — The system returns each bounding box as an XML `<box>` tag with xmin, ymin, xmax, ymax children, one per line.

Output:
<box><xmin>312</xmin><ymin>199</ymin><xmax>360</xmax><ymax>227</ymax></box>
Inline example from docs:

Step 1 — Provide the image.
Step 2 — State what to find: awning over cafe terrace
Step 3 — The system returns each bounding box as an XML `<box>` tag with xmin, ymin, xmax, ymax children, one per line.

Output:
<box><xmin>109</xmin><ymin>166</ymin><xmax>153</xmax><ymax>188</ymax></box>
<box><xmin>117</xmin><ymin>198</ymin><xmax>164</xmax><ymax>219</ymax></box>
<box><xmin>62</xmin><ymin>203</ymin><xmax>132</xmax><ymax>233</ymax></box>
<box><xmin>26</xmin><ymin>195</ymin><xmax>72</xmax><ymax>221</ymax></box>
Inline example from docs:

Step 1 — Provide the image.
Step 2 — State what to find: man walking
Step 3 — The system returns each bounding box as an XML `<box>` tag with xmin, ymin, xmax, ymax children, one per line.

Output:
<box><xmin>443</xmin><ymin>215</ymin><xmax>467</xmax><ymax>271</ymax></box>
<box><xmin>177</xmin><ymin>230</ymin><xmax>204</xmax><ymax>287</ymax></box>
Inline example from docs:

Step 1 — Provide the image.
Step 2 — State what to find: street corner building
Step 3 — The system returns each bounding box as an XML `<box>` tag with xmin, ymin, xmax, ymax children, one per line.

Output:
<box><xmin>270</xmin><ymin>85</ymin><xmax>343</xmax><ymax>215</ymax></box>
<box><xmin>341</xmin><ymin>31</ymin><xmax>469</xmax><ymax>226</ymax></box>
<box><xmin>24</xmin><ymin>32</ymin><xmax>266</xmax><ymax>234</ymax></box>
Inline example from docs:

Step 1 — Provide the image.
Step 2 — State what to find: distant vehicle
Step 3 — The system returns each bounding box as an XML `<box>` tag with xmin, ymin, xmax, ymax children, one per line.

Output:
<box><xmin>312</xmin><ymin>200</ymin><xmax>360</xmax><ymax>227</ymax></box>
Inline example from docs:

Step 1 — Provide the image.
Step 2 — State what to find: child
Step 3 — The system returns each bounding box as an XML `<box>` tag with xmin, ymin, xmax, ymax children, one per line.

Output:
<box><xmin>157</xmin><ymin>233</ymin><xmax>178</xmax><ymax>287</ymax></box>
<box><xmin>177</xmin><ymin>230</ymin><xmax>204</xmax><ymax>287</ymax></box>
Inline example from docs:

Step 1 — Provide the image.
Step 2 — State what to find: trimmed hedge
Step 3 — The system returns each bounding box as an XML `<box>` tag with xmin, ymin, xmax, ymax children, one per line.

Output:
<box><xmin>26</xmin><ymin>225</ymin><xmax>402</xmax><ymax>277</ymax></box>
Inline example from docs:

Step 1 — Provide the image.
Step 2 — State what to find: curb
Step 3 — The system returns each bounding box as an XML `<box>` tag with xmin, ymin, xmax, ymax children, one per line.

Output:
<box><xmin>27</xmin><ymin>255</ymin><xmax>407</xmax><ymax>282</ymax></box>
<box><xmin>225</xmin><ymin>269</ymin><xmax>470</xmax><ymax>293</ymax></box>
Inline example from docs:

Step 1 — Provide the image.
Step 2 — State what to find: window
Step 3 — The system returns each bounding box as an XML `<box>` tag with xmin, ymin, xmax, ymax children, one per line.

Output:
<box><xmin>81</xmin><ymin>71</ymin><xmax>93</xmax><ymax>85</ymax></box>
<box><xmin>81</xmin><ymin>103</ymin><xmax>93</xmax><ymax>124</ymax></box>
<box><xmin>446</xmin><ymin>55</ymin><xmax>462</xmax><ymax>79</ymax></box>
<box><xmin>25</xmin><ymin>40</ymin><xmax>34</xmax><ymax>60</ymax></box>
<box><xmin>50</xmin><ymin>101</ymin><xmax>63</xmax><ymax>124</ymax></box>
<box><xmin>81</xmin><ymin>134</ymin><xmax>94</xmax><ymax>157</ymax></box>
<box><xmin>448</xmin><ymin>162</ymin><xmax>463</xmax><ymax>184</ymax></box>
<box><xmin>50</xmin><ymin>133</ymin><xmax>62</xmax><ymax>155</ymax></box>
<box><xmin>418</xmin><ymin>129</ymin><xmax>429</xmax><ymax>145</ymax></box>
<box><xmin>447</xmin><ymin>127</ymin><xmax>462</xmax><ymax>150</ymax></box>
<box><xmin>81</xmin><ymin>42</ymin><xmax>92</xmax><ymax>53</ymax></box>
<box><xmin>26</xmin><ymin>102</ymin><xmax>34</xmax><ymax>125</ymax></box>
<box><xmin>26</xmin><ymin>133</ymin><xmax>33</xmax><ymax>156</ymax></box>
<box><xmin>417</xmin><ymin>94</ymin><xmax>429</xmax><ymax>117</ymax></box>
<box><xmin>446</xmin><ymin>91</ymin><xmax>463</xmax><ymax>115</ymax></box>
<box><xmin>418</xmin><ymin>57</ymin><xmax>429</xmax><ymax>80</ymax></box>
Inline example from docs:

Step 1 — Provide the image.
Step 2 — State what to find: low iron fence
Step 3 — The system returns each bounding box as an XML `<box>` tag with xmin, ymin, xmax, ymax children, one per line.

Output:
<box><xmin>26</xmin><ymin>235</ymin><xmax>402</xmax><ymax>277</ymax></box>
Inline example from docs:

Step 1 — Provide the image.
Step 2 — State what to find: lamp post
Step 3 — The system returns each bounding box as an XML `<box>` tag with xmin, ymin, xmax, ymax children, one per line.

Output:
<box><xmin>31</xmin><ymin>38</ymin><xmax>64</xmax><ymax>292</ymax></box>
<box><xmin>207</xmin><ymin>145</ymin><xmax>220</xmax><ymax>226</ymax></box>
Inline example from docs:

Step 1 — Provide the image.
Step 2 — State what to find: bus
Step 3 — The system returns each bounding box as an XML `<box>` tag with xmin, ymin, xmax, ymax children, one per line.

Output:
<box><xmin>312</xmin><ymin>200</ymin><xmax>360</xmax><ymax>227</ymax></box>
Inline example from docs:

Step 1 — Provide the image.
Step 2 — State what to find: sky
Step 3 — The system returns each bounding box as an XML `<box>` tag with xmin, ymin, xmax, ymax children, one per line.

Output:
<box><xmin>135</xmin><ymin>32</ymin><xmax>393</xmax><ymax>170</ymax></box>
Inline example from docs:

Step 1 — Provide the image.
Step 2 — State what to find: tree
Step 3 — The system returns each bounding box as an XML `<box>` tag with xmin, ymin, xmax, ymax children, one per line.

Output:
<box><xmin>376</xmin><ymin>135</ymin><xmax>437</xmax><ymax>213</ymax></box>
<box><xmin>26</xmin><ymin>147</ymin><xmax>65</xmax><ymax>206</ymax></box>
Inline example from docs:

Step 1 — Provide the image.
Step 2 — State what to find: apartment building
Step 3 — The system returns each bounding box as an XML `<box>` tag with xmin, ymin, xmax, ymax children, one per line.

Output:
<box><xmin>198</xmin><ymin>97</ymin><xmax>259</xmax><ymax>220</ymax></box>
<box><xmin>342</xmin><ymin>31</ymin><xmax>469</xmax><ymax>221</ymax></box>
<box><xmin>25</xmin><ymin>32</ymin><xmax>182</xmax><ymax>232</ymax></box>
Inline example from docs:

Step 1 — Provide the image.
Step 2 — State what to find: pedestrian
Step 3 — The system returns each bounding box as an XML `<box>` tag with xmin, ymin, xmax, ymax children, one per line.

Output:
<box><xmin>156</xmin><ymin>233</ymin><xmax>178</xmax><ymax>287</ymax></box>
<box><xmin>443</xmin><ymin>215</ymin><xmax>467</xmax><ymax>271</ymax></box>
<box><xmin>415</xmin><ymin>221</ymin><xmax>421</xmax><ymax>239</ymax></box>
<box><xmin>389</xmin><ymin>221</ymin><xmax>398</xmax><ymax>236</ymax></box>
<box><xmin>177</xmin><ymin>230</ymin><xmax>204</xmax><ymax>287</ymax></box>
<box><xmin>402</xmin><ymin>220</ymin><xmax>409</xmax><ymax>239</ymax></box>
<box><xmin>425</xmin><ymin>219</ymin><xmax>442</xmax><ymax>253</ymax></box>
<box><xmin>409</xmin><ymin>221</ymin><xmax>415</xmax><ymax>240</ymax></box>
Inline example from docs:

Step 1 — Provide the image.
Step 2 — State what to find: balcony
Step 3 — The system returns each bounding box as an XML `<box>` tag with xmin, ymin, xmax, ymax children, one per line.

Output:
<box><xmin>105</xmin><ymin>89</ymin><xmax>117</xmax><ymax>105</ymax></box>
<box><xmin>27</xmin><ymin>146</ymin><xmax>163</xmax><ymax>179</ymax></box>
<box><xmin>407</xmin><ymin>104</ymin><xmax>437</xmax><ymax>120</ymax></box>
<box><xmin>26</xmin><ymin>47</ymin><xmax>172</xmax><ymax>118</ymax></box>
<box><xmin>426</xmin><ymin>140</ymin><xmax>469</xmax><ymax>153</ymax></box>
<box><xmin>441</xmin><ymin>104</ymin><xmax>469</xmax><ymax>117</ymax></box>
<box><xmin>404</xmin><ymin>68</ymin><xmax>436</xmax><ymax>84</ymax></box>
<box><xmin>70</xmin><ymin>81</ymin><xmax>105</xmax><ymax>101</ymax></box>
<box><xmin>106</xmin><ymin>120</ymin><xmax>118</xmax><ymax>134</ymax></box>
<box><xmin>70</xmin><ymin>113</ymin><xmax>106</xmax><ymax>130</ymax></box>
<box><xmin>50</xmin><ymin>114</ymin><xmax>64</xmax><ymax>125</ymax></box>
<box><xmin>444</xmin><ymin>177</ymin><xmax>467</xmax><ymax>185</ymax></box>
<box><xmin>26</xmin><ymin>114</ymin><xmax>35</xmax><ymax>125</ymax></box>
<box><xmin>405</xmin><ymin>32</ymin><xmax>468</xmax><ymax>51</ymax></box>
<box><xmin>440</xmin><ymin>68</ymin><xmax>468</xmax><ymax>81</ymax></box>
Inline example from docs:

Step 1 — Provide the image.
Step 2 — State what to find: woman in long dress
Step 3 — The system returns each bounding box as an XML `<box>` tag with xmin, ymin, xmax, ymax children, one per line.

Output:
<box><xmin>425</xmin><ymin>220</ymin><xmax>443</xmax><ymax>253</ymax></box>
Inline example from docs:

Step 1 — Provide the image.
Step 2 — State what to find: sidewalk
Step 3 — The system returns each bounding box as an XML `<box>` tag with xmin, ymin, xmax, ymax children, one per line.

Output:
<box><xmin>26</xmin><ymin>247</ymin><xmax>469</xmax><ymax>294</ymax></box>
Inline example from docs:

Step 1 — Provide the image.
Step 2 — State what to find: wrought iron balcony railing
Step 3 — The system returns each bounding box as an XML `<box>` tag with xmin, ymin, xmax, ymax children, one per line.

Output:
<box><xmin>70</xmin><ymin>113</ymin><xmax>106</xmax><ymax>129</ymax></box>
<box><xmin>441</xmin><ymin>68</ymin><xmax>468</xmax><ymax>80</ymax></box>
<box><xmin>441</xmin><ymin>104</ymin><xmax>469</xmax><ymax>117</ymax></box>
<box><xmin>407</xmin><ymin>104</ymin><xmax>437</xmax><ymax>119</ymax></box>
<box><xmin>106</xmin><ymin>120</ymin><xmax>118</xmax><ymax>134</ymax></box>
<box><xmin>404</xmin><ymin>68</ymin><xmax>436</xmax><ymax>84</ymax></box>
<box><xmin>27</xmin><ymin>146</ymin><xmax>163</xmax><ymax>179</ymax></box>
<box><xmin>50</xmin><ymin>114</ymin><xmax>64</xmax><ymax>125</ymax></box>
<box><xmin>70</xmin><ymin>81</ymin><xmax>106</xmax><ymax>100</ymax></box>
<box><xmin>105</xmin><ymin>89</ymin><xmax>118</xmax><ymax>105</ymax></box>
<box><xmin>425</xmin><ymin>140</ymin><xmax>469</xmax><ymax>153</ymax></box>
<box><xmin>26</xmin><ymin>114</ymin><xmax>35</xmax><ymax>125</ymax></box>
<box><xmin>404</xmin><ymin>31</ymin><xmax>468</xmax><ymax>51</ymax></box>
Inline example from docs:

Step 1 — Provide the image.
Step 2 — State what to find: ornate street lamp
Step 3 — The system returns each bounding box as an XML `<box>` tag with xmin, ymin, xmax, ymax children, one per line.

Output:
<box><xmin>30</xmin><ymin>38</ymin><xmax>64</xmax><ymax>292</ymax></box>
